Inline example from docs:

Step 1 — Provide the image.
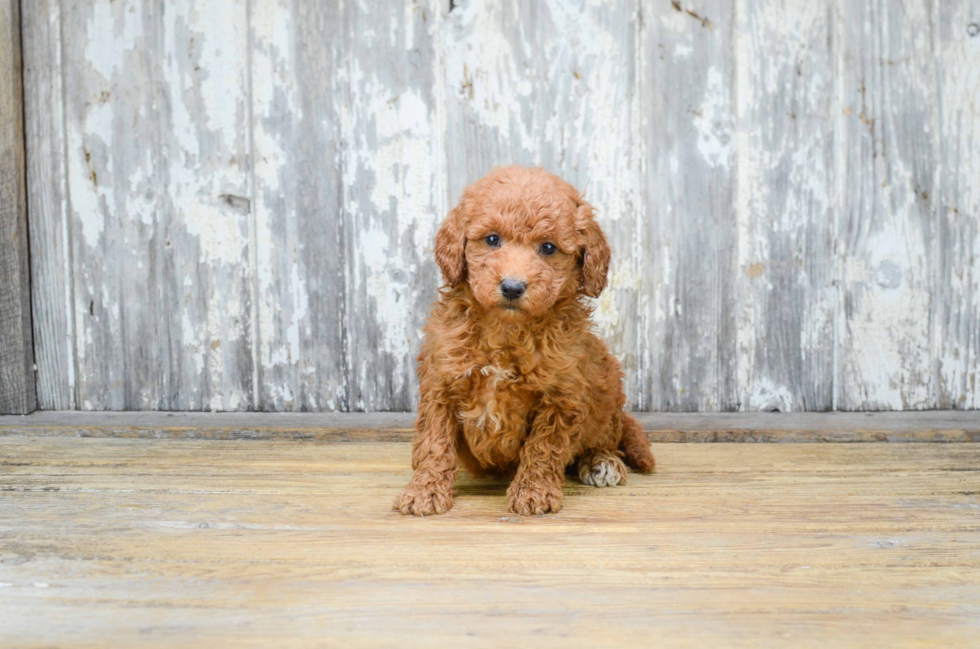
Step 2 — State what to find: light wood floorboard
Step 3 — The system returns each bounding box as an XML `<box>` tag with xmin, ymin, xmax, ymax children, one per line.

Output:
<box><xmin>1</xmin><ymin>437</ymin><xmax>978</xmax><ymax>646</ymax></box>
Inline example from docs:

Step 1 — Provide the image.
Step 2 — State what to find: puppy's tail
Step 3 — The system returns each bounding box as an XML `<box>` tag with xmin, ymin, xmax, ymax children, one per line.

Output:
<box><xmin>618</xmin><ymin>412</ymin><xmax>655</xmax><ymax>473</ymax></box>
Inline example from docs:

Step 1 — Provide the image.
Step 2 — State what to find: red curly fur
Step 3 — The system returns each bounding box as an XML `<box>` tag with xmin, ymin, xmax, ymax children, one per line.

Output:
<box><xmin>394</xmin><ymin>166</ymin><xmax>655</xmax><ymax>516</ymax></box>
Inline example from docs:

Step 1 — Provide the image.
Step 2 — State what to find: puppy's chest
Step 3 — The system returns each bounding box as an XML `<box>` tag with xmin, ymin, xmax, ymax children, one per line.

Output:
<box><xmin>456</xmin><ymin>360</ymin><xmax>537</xmax><ymax>447</ymax></box>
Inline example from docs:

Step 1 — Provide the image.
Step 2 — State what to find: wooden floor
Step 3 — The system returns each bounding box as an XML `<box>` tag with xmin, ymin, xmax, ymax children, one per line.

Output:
<box><xmin>1</xmin><ymin>433</ymin><xmax>979</xmax><ymax>646</ymax></box>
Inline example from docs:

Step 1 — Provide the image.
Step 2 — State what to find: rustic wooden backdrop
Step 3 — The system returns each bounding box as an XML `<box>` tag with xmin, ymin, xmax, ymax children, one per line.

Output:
<box><xmin>16</xmin><ymin>0</ymin><xmax>980</xmax><ymax>412</ymax></box>
<box><xmin>0</xmin><ymin>0</ymin><xmax>35</xmax><ymax>414</ymax></box>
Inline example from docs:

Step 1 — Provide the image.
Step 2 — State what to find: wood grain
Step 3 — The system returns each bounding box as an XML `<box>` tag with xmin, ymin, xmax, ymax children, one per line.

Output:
<box><xmin>47</xmin><ymin>0</ymin><xmax>258</xmax><ymax>409</ymax></box>
<box><xmin>734</xmin><ymin>0</ymin><xmax>836</xmax><ymax>412</ymax></box>
<box><xmin>937</xmin><ymin>2</ymin><xmax>980</xmax><ymax>409</ymax></box>
<box><xmin>0</xmin><ymin>0</ymin><xmax>37</xmax><ymax>415</ymax></box>
<box><xmin>249</xmin><ymin>0</ymin><xmax>348</xmax><ymax>412</ymax></box>
<box><xmin>442</xmin><ymin>0</ymin><xmax>641</xmax><ymax>406</ymax></box>
<box><xmin>0</xmin><ymin>436</ymin><xmax>978</xmax><ymax>646</ymax></box>
<box><xmin>60</xmin><ymin>0</ymin><xmax>165</xmax><ymax>409</ymax></box>
<box><xmin>837</xmin><ymin>0</ymin><xmax>939</xmax><ymax>410</ymax></box>
<box><xmin>160</xmin><ymin>0</ymin><xmax>254</xmax><ymax>411</ymax></box>
<box><xmin>638</xmin><ymin>0</ymin><xmax>738</xmax><ymax>411</ymax></box>
<box><xmin>21</xmin><ymin>0</ymin><xmax>74</xmax><ymax>410</ymax></box>
<box><xmin>19</xmin><ymin>0</ymin><xmax>980</xmax><ymax>412</ymax></box>
<box><xmin>341</xmin><ymin>0</ymin><xmax>445</xmax><ymax>411</ymax></box>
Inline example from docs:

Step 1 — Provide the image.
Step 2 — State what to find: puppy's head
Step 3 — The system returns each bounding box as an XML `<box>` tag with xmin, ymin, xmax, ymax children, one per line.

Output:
<box><xmin>434</xmin><ymin>166</ymin><xmax>610</xmax><ymax>318</ymax></box>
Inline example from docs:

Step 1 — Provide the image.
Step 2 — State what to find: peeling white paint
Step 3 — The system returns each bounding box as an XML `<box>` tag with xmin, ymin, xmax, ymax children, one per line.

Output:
<box><xmin>443</xmin><ymin>1</ymin><xmax>535</xmax><ymax>154</ymax></box>
<box><xmin>27</xmin><ymin>0</ymin><xmax>980</xmax><ymax>412</ymax></box>
<box><xmin>339</xmin><ymin>3</ymin><xmax>445</xmax><ymax>409</ymax></box>
<box><xmin>85</xmin><ymin>1</ymin><xmax>142</xmax><ymax>81</ymax></box>
<box><xmin>734</xmin><ymin>0</ymin><xmax>837</xmax><ymax>412</ymax></box>
<box><xmin>250</xmin><ymin>0</ymin><xmax>310</xmax><ymax>410</ymax></box>
<box><xmin>746</xmin><ymin>378</ymin><xmax>795</xmax><ymax>412</ymax></box>
<box><xmin>181</xmin><ymin>203</ymin><xmax>248</xmax><ymax>266</ymax></box>
<box><xmin>937</xmin><ymin>2</ymin><xmax>980</xmax><ymax>409</ymax></box>
<box><xmin>286</xmin><ymin>262</ymin><xmax>308</xmax><ymax>364</ymax></box>
<box><xmin>355</xmin><ymin>223</ymin><xmax>411</xmax><ymax>384</ymax></box>
<box><xmin>694</xmin><ymin>67</ymin><xmax>734</xmax><ymax>169</ymax></box>
<box><xmin>593</xmin><ymin>259</ymin><xmax>642</xmax><ymax>333</ymax></box>
<box><xmin>836</xmin><ymin>0</ymin><xmax>941</xmax><ymax>410</ymax></box>
<box><xmin>182</xmin><ymin>310</ymin><xmax>205</xmax><ymax>375</ymax></box>
<box><xmin>674</xmin><ymin>43</ymin><xmax>693</xmax><ymax>58</ymax></box>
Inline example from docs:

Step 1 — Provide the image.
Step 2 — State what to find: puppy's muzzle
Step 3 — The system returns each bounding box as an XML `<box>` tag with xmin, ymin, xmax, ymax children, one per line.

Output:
<box><xmin>500</xmin><ymin>279</ymin><xmax>526</xmax><ymax>301</ymax></box>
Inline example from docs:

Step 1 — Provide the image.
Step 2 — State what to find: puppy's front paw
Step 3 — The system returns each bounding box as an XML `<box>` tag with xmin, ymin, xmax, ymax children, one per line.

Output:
<box><xmin>394</xmin><ymin>481</ymin><xmax>454</xmax><ymax>516</ymax></box>
<box><xmin>506</xmin><ymin>481</ymin><xmax>563</xmax><ymax>516</ymax></box>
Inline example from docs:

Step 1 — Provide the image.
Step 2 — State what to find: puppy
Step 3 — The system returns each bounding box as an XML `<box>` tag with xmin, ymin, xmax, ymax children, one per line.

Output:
<box><xmin>395</xmin><ymin>166</ymin><xmax>654</xmax><ymax>516</ymax></box>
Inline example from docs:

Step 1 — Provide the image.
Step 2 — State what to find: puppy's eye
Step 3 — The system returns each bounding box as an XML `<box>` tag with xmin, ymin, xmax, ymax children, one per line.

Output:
<box><xmin>540</xmin><ymin>242</ymin><xmax>558</xmax><ymax>256</ymax></box>
<box><xmin>485</xmin><ymin>234</ymin><xmax>501</xmax><ymax>248</ymax></box>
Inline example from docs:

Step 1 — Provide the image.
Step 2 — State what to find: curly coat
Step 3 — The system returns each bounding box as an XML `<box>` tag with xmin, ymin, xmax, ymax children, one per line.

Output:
<box><xmin>395</xmin><ymin>166</ymin><xmax>655</xmax><ymax>516</ymax></box>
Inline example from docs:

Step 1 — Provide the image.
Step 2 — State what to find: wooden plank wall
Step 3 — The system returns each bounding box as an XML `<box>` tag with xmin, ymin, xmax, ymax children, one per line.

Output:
<box><xmin>19</xmin><ymin>0</ymin><xmax>980</xmax><ymax>412</ymax></box>
<box><xmin>0</xmin><ymin>0</ymin><xmax>37</xmax><ymax>415</ymax></box>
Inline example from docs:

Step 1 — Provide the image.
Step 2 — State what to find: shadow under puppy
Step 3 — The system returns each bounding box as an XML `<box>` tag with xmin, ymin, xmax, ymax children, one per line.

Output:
<box><xmin>395</xmin><ymin>166</ymin><xmax>655</xmax><ymax>516</ymax></box>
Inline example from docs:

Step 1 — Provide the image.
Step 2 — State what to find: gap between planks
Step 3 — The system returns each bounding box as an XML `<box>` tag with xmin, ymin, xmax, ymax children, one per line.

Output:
<box><xmin>0</xmin><ymin>411</ymin><xmax>978</xmax><ymax>443</ymax></box>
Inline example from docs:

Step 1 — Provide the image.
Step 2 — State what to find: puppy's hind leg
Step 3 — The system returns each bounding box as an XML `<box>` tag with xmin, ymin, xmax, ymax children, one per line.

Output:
<box><xmin>618</xmin><ymin>412</ymin><xmax>655</xmax><ymax>473</ymax></box>
<box><xmin>577</xmin><ymin>449</ymin><xmax>627</xmax><ymax>487</ymax></box>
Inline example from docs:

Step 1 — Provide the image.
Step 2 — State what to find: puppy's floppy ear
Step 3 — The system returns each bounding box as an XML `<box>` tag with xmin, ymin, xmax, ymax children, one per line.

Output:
<box><xmin>575</xmin><ymin>198</ymin><xmax>610</xmax><ymax>298</ymax></box>
<box><xmin>434</xmin><ymin>203</ymin><xmax>467</xmax><ymax>286</ymax></box>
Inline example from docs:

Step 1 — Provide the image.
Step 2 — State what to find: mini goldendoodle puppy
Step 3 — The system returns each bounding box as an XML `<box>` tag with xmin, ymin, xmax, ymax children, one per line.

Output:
<box><xmin>395</xmin><ymin>165</ymin><xmax>655</xmax><ymax>516</ymax></box>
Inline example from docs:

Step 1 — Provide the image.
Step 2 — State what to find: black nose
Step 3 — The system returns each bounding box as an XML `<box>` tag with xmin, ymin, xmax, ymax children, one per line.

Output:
<box><xmin>500</xmin><ymin>279</ymin><xmax>526</xmax><ymax>301</ymax></box>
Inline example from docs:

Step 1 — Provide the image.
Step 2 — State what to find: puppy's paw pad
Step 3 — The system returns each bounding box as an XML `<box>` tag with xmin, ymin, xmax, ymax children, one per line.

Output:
<box><xmin>579</xmin><ymin>457</ymin><xmax>625</xmax><ymax>487</ymax></box>
<box><xmin>394</xmin><ymin>484</ymin><xmax>454</xmax><ymax>516</ymax></box>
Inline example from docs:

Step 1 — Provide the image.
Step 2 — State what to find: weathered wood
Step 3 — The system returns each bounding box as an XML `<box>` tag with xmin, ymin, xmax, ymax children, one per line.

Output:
<box><xmin>51</xmin><ymin>0</ymin><xmax>259</xmax><ymax>410</ymax></box>
<box><xmin>1</xmin><ymin>438</ymin><xmax>979</xmax><ymax>645</ymax></box>
<box><xmin>837</xmin><ymin>0</ymin><xmax>939</xmax><ymax>410</ymax></box>
<box><xmin>50</xmin><ymin>0</ymin><xmax>256</xmax><ymax>410</ymax></box>
<box><xmin>0</xmin><ymin>0</ymin><xmax>36</xmax><ymax>415</ymax></box>
<box><xmin>638</xmin><ymin>0</ymin><xmax>738</xmax><ymax>411</ymax></box>
<box><xmin>341</xmin><ymin>0</ymin><xmax>445</xmax><ymax>411</ymax></box>
<box><xmin>19</xmin><ymin>0</ymin><xmax>980</xmax><ymax>413</ymax></box>
<box><xmin>249</xmin><ymin>0</ymin><xmax>348</xmax><ymax>412</ymax></box>
<box><xmin>60</xmin><ymin>0</ymin><xmax>163</xmax><ymax>409</ymax></box>
<box><xmin>2</xmin><ymin>411</ymin><xmax>978</xmax><ymax>443</ymax></box>
<box><xmin>159</xmin><ymin>0</ymin><xmax>255</xmax><ymax>410</ymax></box>
<box><xmin>21</xmin><ymin>0</ymin><xmax>75</xmax><ymax>410</ymax></box>
<box><xmin>734</xmin><ymin>0</ymin><xmax>836</xmax><ymax>411</ymax></box>
<box><xmin>442</xmin><ymin>0</ymin><xmax>642</xmax><ymax>405</ymax></box>
<box><xmin>937</xmin><ymin>3</ymin><xmax>980</xmax><ymax>409</ymax></box>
